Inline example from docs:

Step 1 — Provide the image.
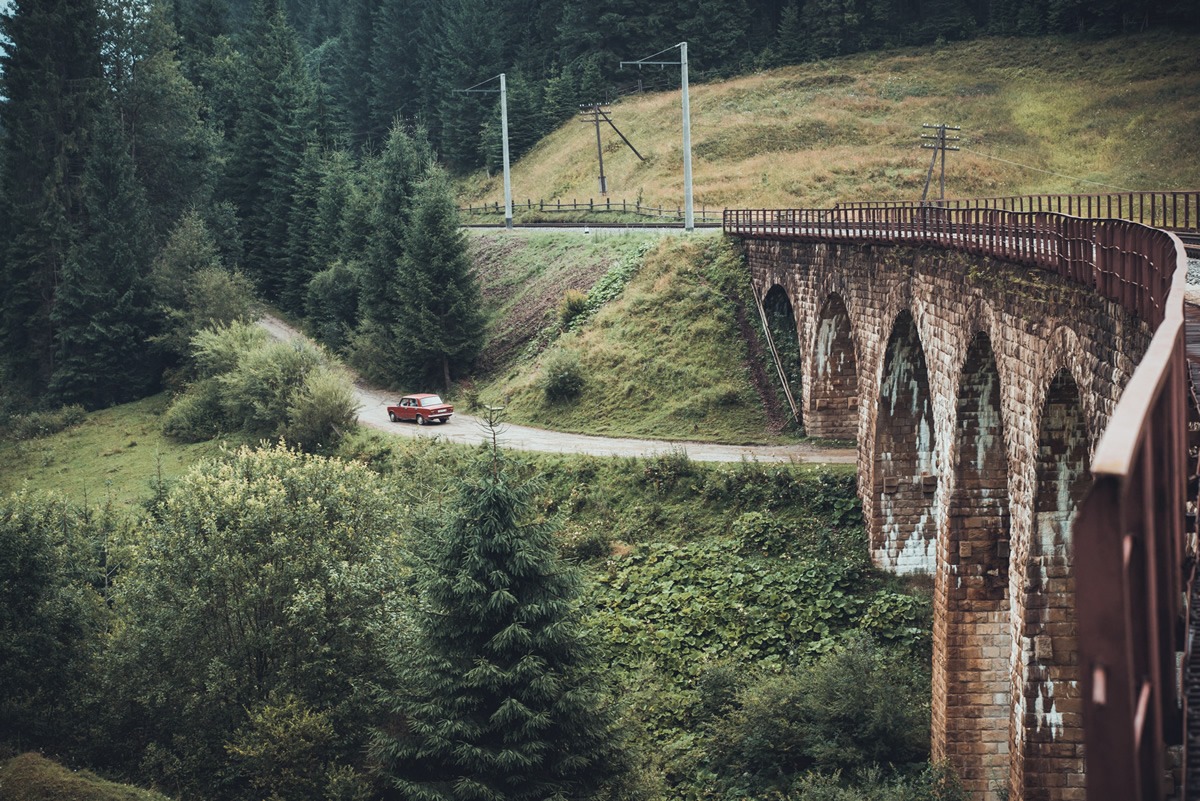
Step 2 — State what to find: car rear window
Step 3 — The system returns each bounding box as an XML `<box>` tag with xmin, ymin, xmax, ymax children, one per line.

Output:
<box><xmin>420</xmin><ymin>396</ymin><xmax>444</xmax><ymax>407</ymax></box>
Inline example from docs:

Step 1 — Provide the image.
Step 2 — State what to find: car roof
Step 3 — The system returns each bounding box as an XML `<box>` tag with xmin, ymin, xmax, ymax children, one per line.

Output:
<box><xmin>401</xmin><ymin>393</ymin><xmax>440</xmax><ymax>400</ymax></box>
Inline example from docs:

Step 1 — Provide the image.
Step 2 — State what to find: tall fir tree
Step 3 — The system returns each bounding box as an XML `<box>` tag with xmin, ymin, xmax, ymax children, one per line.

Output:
<box><xmin>372</xmin><ymin>442</ymin><xmax>620</xmax><ymax>801</ymax></box>
<box><xmin>392</xmin><ymin>166</ymin><xmax>483</xmax><ymax>390</ymax></box>
<box><xmin>0</xmin><ymin>0</ymin><xmax>105</xmax><ymax>397</ymax></box>
<box><xmin>419</xmin><ymin>0</ymin><xmax>501</xmax><ymax>172</ymax></box>
<box><xmin>357</xmin><ymin>122</ymin><xmax>431</xmax><ymax>329</ymax></box>
<box><xmin>50</xmin><ymin>107</ymin><xmax>159</xmax><ymax>408</ymax></box>
<box><xmin>100</xmin><ymin>0</ymin><xmax>219</xmax><ymax>244</ymax></box>
<box><xmin>331</xmin><ymin>0</ymin><xmax>380</xmax><ymax>148</ymax></box>
<box><xmin>369</xmin><ymin>0</ymin><xmax>422</xmax><ymax>136</ymax></box>
<box><xmin>223</xmin><ymin>0</ymin><xmax>315</xmax><ymax>301</ymax></box>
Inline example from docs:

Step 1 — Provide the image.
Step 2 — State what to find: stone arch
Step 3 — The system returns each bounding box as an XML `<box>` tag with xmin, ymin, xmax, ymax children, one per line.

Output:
<box><xmin>936</xmin><ymin>331</ymin><xmax>1011</xmax><ymax>800</ymax></box>
<box><xmin>1021</xmin><ymin>367</ymin><xmax>1090</xmax><ymax>801</ymax></box>
<box><xmin>760</xmin><ymin>284</ymin><xmax>803</xmax><ymax>421</ymax></box>
<box><xmin>873</xmin><ymin>310</ymin><xmax>938</xmax><ymax>573</ymax></box>
<box><xmin>808</xmin><ymin>293</ymin><xmax>858</xmax><ymax>440</ymax></box>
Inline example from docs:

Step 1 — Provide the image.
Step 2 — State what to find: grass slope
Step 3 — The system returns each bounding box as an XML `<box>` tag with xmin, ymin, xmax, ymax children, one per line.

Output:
<box><xmin>469</xmin><ymin>229</ymin><xmax>663</xmax><ymax>374</ymax></box>
<box><xmin>0</xmin><ymin>394</ymin><xmax>229</xmax><ymax>508</ymax></box>
<box><xmin>0</xmin><ymin>753</ymin><xmax>171</xmax><ymax>801</ymax></box>
<box><xmin>475</xmin><ymin>233</ymin><xmax>793</xmax><ymax>444</ymax></box>
<box><xmin>458</xmin><ymin>32</ymin><xmax>1200</xmax><ymax>213</ymax></box>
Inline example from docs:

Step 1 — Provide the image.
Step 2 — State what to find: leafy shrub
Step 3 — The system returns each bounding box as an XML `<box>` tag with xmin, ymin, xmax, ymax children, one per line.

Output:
<box><xmin>540</xmin><ymin>348</ymin><xmax>585</xmax><ymax>402</ymax></box>
<box><xmin>225</xmin><ymin>694</ymin><xmax>343</xmax><ymax>801</ymax></box>
<box><xmin>161</xmin><ymin>380</ymin><xmax>224</xmax><ymax>443</ymax></box>
<box><xmin>642</xmin><ymin>446</ymin><xmax>695</xmax><ymax>493</ymax></box>
<box><xmin>708</xmin><ymin>633</ymin><xmax>931</xmax><ymax>793</ymax></box>
<box><xmin>283</xmin><ymin>367</ymin><xmax>360</xmax><ymax>453</ymax></box>
<box><xmin>0</xmin><ymin>493</ymin><xmax>116</xmax><ymax>749</ymax></box>
<box><xmin>3</xmin><ymin>405</ymin><xmax>86</xmax><ymax>441</ymax></box>
<box><xmin>103</xmin><ymin>445</ymin><xmax>407</xmax><ymax>800</ymax></box>
<box><xmin>304</xmin><ymin>261</ymin><xmax>360</xmax><ymax>352</ymax></box>
<box><xmin>192</xmin><ymin>321</ymin><xmax>269</xmax><ymax>379</ymax></box>
<box><xmin>558</xmin><ymin>288</ymin><xmax>589</xmax><ymax>328</ymax></box>
<box><xmin>217</xmin><ymin>340</ymin><xmax>325</xmax><ymax>436</ymax></box>
<box><xmin>165</xmin><ymin>323</ymin><xmax>357</xmax><ymax>452</ymax></box>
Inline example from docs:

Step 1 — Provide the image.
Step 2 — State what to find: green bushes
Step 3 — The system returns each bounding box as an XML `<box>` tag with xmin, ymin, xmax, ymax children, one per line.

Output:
<box><xmin>101</xmin><ymin>445</ymin><xmax>405</xmax><ymax>800</ymax></box>
<box><xmin>163</xmin><ymin>322</ymin><xmax>359</xmax><ymax>452</ymax></box>
<box><xmin>558</xmin><ymin>288</ymin><xmax>589</xmax><ymax>328</ymax></box>
<box><xmin>540</xmin><ymin>347</ymin><xmax>586</xmax><ymax>402</ymax></box>
<box><xmin>709</xmin><ymin>634</ymin><xmax>931</xmax><ymax>787</ymax></box>
<box><xmin>1</xmin><ymin>405</ymin><xmax>87</xmax><ymax>442</ymax></box>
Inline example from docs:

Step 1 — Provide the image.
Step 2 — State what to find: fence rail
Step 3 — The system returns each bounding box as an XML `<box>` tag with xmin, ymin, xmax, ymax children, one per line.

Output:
<box><xmin>835</xmin><ymin>190</ymin><xmax>1200</xmax><ymax>233</ymax></box>
<box><xmin>458</xmin><ymin>198</ymin><xmax>723</xmax><ymax>225</ymax></box>
<box><xmin>725</xmin><ymin>204</ymin><xmax>1191</xmax><ymax>801</ymax></box>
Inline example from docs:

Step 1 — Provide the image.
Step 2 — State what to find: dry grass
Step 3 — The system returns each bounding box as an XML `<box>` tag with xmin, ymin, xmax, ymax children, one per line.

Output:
<box><xmin>457</xmin><ymin>32</ymin><xmax>1200</xmax><ymax>211</ymax></box>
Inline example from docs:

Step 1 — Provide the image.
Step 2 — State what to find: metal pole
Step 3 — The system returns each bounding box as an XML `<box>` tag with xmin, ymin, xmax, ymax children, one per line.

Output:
<box><xmin>500</xmin><ymin>73</ymin><xmax>513</xmax><ymax>229</ymax></box>
<box><xmin>592</xmin><ymin>106</ymin><xmax>607</xmax><ymax>194</ymax></box>
<box><xmin>939</xmin><ymin>124</ymin><xmax>946</xmax><ymax>201</ymax></box>
<box><xmin>680</xmin><ymin>41</ymin><xmax>693</xmax><ymax>232</ymax></box>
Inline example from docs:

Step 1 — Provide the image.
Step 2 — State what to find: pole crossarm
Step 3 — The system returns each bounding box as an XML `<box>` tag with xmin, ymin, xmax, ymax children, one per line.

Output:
<box><xmin>456</xmin><ymin>74</ymin><xmax>504</xmax><ymax>93</ymax></box>
<box><xmin>619</xmin><ymin>43</ymin><xmax>686</xmax><ymax>67</ymax></box>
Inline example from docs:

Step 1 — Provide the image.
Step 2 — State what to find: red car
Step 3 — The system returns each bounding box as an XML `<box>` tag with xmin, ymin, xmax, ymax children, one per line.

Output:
<box><xmin>387</xmin><ymin>393</ymin><xmax>453</xmax><ymax>425</ymax></box>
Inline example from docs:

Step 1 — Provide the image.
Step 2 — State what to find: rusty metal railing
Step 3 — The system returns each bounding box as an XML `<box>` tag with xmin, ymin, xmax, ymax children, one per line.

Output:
<box><xmin>723</xmin><ymin>205</ymin><xmax>1178</xmax><ymax>323</ymax></box>
<box><xmin>834</xmin><ymin>190</ymin><xmax>1200</xmax><ymax>234</ymax></box>
<box><xmin>725</xmin><ymin>205</ymin><xmax>1191</xmax><ymax>801</ymax></box>
<box><xmin>1074</xmin><ymin>232</ymin><xmax>1188</xmax><ymax>801</ymax></box>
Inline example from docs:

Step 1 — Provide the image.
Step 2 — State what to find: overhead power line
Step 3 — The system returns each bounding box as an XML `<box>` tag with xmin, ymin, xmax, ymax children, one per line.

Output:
<box><xmin>958</xmin><ymin>145</ymin><xmax>1136</xmax><ymax>192</ymax></box>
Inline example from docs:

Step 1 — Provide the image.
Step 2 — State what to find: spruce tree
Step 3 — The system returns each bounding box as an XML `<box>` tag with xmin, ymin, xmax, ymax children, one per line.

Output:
<box><xmin>393</xmin><ymin>166</ymin><xmax>483</xmax><ymax>390</ymax></box>
<box><xmin>99</xmin><ymin>0</ymin><xmax>219</xmax><ymax>244</ymax></box>
<box><xmin>369</xmin><ymin>0</ymin><xmax>422</xmax><ymax>136</ymax></box>
<box><xmin>223</xmin><ymin>0</ymin><xmax>314</xmax><ymax>300</ymax></box>
<box><xmin>363</xmin><ymin>123</ymin><xmax>431</xmax><ymax>316</ymax></box>
<box><xmin>372</xmin><ymin>440</ymin><xmax>619</xmax><ymax>801</ymax></box>
<box><xmin>0</xmin><ymin>0</ymin><xmax>105</xmax><ymax>397</ymax></box>
<box><xmin>50</xmin><ymin>108</ymin><xmax>159</xmax><ymax>408</ymax></box>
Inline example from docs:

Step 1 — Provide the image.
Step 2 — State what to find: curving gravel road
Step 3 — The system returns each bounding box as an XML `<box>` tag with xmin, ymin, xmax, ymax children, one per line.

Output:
<box><xmin>260</xmin><ymin>316</ymin><xmax>855</xmax><ymax>465</ymax></box>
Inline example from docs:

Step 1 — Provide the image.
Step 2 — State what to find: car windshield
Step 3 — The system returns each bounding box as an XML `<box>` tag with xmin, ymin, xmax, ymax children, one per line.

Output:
<box><xmin>420</xmin><ymin>396</ymin><xmax>444</xmax><ymax>407</ymax></box>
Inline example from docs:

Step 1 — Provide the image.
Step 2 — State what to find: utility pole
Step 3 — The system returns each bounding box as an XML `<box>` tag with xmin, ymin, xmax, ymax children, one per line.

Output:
<box><xmin>579</xmin><ymin>103</ymin><xmax>646</xmax><ymax>196</ymax></box>
<box><xmin>458</xmin><ymin>73</ymin><xmax>513</xmax><ymax>229</ymax></box>
<box><xmin>620</xmin><ymin>42</ymin><xmax>694</xmax><ymax>231</ymax></box>
<box><xmin>919</xmin><ymin>123</ymin><xmax>960</xmax><ymax>204</ymax></box>
<box><xmin>582</xmin><ymin>104</ymin><xmax>607</xmax><ymax>195</ymax></box>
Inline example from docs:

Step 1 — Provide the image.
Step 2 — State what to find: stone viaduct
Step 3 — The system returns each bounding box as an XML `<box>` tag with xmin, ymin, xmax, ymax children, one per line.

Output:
<box><xmin>736</xmin><ymin>233</ymin><xmax>1160</xmax><ymax>801</ymax></box>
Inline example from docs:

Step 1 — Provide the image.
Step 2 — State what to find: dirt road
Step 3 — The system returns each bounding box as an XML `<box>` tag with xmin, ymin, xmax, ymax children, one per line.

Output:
<box><xmin>259</xmin><ymin>316</ymin><xmax>855</xmax><ymax>465</ymax></box>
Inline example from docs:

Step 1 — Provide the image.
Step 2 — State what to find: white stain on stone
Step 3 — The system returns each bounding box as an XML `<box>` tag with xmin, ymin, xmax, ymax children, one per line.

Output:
<box><xmin>1034</xmin><ymin>678</ymin><xmax>1075</xmax><ymax>740</ymax></box>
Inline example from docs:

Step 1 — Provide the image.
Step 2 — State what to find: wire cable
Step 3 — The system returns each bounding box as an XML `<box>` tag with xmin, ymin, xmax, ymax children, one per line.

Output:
<box><xmin>959</xmin><ymin>145</ymin><xmax>1136</xmax><ymax>192</ymax></box>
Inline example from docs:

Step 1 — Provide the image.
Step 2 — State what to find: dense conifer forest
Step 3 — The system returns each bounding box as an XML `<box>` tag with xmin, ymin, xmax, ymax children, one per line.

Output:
<box><xmin>1</xmin><ymin>0</ymin><xmax>1196</xmax><ymax>413</ymax></box>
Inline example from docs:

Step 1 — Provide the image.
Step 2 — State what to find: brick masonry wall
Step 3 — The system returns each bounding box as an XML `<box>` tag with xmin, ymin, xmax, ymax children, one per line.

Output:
<box><xmin>741</xmin><ymin>239</ymin><xmax>1153</xmax><ymax>801</ymax></box>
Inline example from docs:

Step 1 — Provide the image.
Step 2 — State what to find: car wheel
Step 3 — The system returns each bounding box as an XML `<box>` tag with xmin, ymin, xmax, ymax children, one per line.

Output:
<box><xmin>416</xmin><ymin>414</ymin><xmax>426</xmax><ymax>426</ymax></box>
<box><xmin>389</xmin><ymin>412</ymin><xmax>397</xmax><ymax>422</ymax></box>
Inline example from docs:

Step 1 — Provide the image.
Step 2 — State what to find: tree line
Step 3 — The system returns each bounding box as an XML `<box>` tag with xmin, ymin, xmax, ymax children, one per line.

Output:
<box><xmin>3</xmin><ymin>0</ymin><xmax>1196</xmax><ymax>415</ymax></box>
<box><xmin>0</xmin><ymin>0</ymin><xmax>483</xmax><ymax>417</ymax></box>
<box><xmin>249</xmin><ymin>0</ymin><xmax>1198</xmax><ymax>173</ymax></box>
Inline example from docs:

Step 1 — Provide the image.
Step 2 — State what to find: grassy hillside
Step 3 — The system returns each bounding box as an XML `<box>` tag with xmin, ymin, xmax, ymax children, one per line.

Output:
<box><xmin>0</xmin><ymin>394</ymin><xmax>230</xmax><ymax>508</ymax></box>
<box><xmin>0</xmin><ymin>753</ymin><xmax>171</xmax><ymax>801</ymax></box>
<box><xmin>472</xmin><ymin>232</ymin><xmax>796</xmax><ymax>444</ymax></box>
<box><xmin>458</xmin><ymin>32</ymin><xmax>1200</xmax><ymax>212</ymax></box>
